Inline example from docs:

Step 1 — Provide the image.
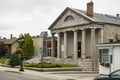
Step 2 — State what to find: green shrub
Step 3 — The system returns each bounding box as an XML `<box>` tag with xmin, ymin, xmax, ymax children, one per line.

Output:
<box><xmin>23</xmin><ymin>63</ymin><xmax>31</xmax><ymax>67</ymax></box>
<box><xmin>56</xmin><ymin>64</ymin><xmax>77</xmax><ymax>67</ymax></box>
<box><xmin>100</xmin><ymin>62</ymin><xmax>110</xmax><ymax>67</ymax></box>
<box><xmin>24</xmin><ymin>63</ymin><xmax>57</xmax><ymax>68</ymax></box>
<box><xmin>42</xmin><ymin>63</ymin><xmax>56</xmax><ymax>68</ymax></box>
<box><xmin>10</xmin><ymin>53</ymin><xmax>20</xmax><ymax>67</ymax></box>
<box><xmin>0</xmin><ymin>57</ymin><xmax>10</xmax><ymax>64</ymax></box>
<box><xmin>23</xmin><ymin>63</ymin><xmax>78</xmax><ymax>68</ymax></box>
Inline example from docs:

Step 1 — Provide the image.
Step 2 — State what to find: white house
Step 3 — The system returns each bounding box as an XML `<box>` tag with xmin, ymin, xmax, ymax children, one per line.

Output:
<box><xmin>97</xmin><ymin>41</ymin><xmax>120</xmax><ymax>75</ymax></box>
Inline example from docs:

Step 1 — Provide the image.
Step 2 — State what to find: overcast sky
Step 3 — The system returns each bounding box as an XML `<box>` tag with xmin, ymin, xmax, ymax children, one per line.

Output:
<box><xmin>0</xmin><ymin>0</ymin><xmax>120</xmax><ymax>38</ymax></box>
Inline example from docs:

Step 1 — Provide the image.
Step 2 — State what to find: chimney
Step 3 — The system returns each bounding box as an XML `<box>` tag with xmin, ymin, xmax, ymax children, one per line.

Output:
<box><xmin>87</xmin><ymin>1</ymin><xmax>94</xmax><ymax>17</ymax></box>
<box><xmin>10</xmin><ymin>34</ymin><xmax>13</xmax><ymax>39</ymax></box>
<box><xmin>116</xmin><ymin>14</ymin><xmax>120</xmax><ymax>17</ymax></box>
<box><xmin>109</xmin><ymin>37</ymin><xmax>114</xmax><ymax>43</ymax></box>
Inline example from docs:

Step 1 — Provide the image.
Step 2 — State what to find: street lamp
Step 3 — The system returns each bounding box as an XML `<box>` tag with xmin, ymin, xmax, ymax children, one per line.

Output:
<box><xmin>39</xmin><ymin>47</ymin><xmax>46</xmax><ymax>71</ymax></box>
<box><xmin>17</xmin><ymin>36</ymin><xmax>24</xmax><ymax>71</ymax></box>
<box><xmin>40</xmin><ymin>47</ymin><xmax>43</xmax><ymax>71</ymax></box>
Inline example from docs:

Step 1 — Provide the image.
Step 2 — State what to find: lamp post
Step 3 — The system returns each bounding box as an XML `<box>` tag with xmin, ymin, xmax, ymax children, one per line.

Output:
<box><xmin>40</xmin><ymin>47</ymin><xmax>46</xmax><ymax>71</ymax></box>
<box><xmin>18</xmin><ymin>36</ymin><xmax>24</xmax><ymax>71</ymax></box>
<box><xmin>40</xmin><ymin>47</ymin><xmax>43</xmax><ymax>71</ymax></box>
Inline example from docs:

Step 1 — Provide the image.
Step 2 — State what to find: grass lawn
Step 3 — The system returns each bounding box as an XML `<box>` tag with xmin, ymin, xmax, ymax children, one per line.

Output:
<box><xmin>0</xmin><ymin>57</ymin><xmax>10</xmax><ymax>64</ymax></box>
<box><xmin>58</xmin><ymin>64</ymin><xmax>78</xmax><ymax>67</ymax></box>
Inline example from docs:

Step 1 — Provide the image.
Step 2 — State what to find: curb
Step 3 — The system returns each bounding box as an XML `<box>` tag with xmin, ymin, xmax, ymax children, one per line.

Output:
<box><xmin>1</xmin><ymin>64</ymin><xmax>98</xmax><ymax>74</ymax></box>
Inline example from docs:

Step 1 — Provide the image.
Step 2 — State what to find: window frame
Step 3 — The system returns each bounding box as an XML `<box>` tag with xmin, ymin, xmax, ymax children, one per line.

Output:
<box><xmin>99</xmin><ymin>48</ymin><xmax>110</xmax><ymax>63</ymax></box>
<box><xmin>64</xmin><ymin>15</ymin><xmax>75</xmax><ymax>22</ymax></box>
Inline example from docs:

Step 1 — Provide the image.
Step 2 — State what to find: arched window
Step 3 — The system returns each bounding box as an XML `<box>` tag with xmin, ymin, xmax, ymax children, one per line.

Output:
<box><xmin>64</xmin><ymin>15</ymin><xmax>74</xmax><ymax>22</ymax></box>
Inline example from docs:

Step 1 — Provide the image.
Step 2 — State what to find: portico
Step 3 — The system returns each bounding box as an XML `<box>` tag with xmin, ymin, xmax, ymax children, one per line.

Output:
<box><xmin>51</xmin><ymin>27</ymin><xmax>103</xmax><ymax>60</ymax></box>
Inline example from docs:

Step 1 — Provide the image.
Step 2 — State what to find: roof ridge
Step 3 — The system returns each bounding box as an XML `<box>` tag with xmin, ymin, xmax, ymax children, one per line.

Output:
<box><xmin>105</xmin><ymin>14</ymin><xmax>120</xmax><ymax>20</ymax></box>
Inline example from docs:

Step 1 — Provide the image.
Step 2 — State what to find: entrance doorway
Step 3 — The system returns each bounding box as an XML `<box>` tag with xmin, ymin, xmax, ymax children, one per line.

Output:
<box><xmin>78</xmin><ymin>42</ymin><xmax>81</xmax><ymax>58</ymax></box>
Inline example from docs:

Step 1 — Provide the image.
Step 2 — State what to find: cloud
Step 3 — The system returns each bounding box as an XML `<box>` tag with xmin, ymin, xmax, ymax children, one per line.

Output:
<box><xmin>0</xmin><ymin>0</ymin><xmax>120</xmax><ymax>38</ymax></box>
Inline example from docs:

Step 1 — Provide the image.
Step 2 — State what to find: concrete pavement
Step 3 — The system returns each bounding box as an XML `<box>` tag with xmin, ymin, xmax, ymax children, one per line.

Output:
<box><xmin>0</xmin><ymin>65</ymin><xmax>97</xmax><ymax>80</ymax></box>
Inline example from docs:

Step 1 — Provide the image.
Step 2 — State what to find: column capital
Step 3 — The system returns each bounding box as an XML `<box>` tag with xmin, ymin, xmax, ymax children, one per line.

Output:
<box><xmin>51</xmin><ymin>33</ymin><xmax>55</xmax><ymax>36</ymax></box>
<box><xmin>91</xmin><ymin>28</ymin><xmax>96</xmax><ymax>32</ymax></box>
<box><xmin>81</xmin><ymin>28</ymin><xmax>87</xmax><ymax>31</ymax></box>
<box><xmin>56</xmin><ymin>32</ymin><xmax>60</xmax><ymax>34</ymax></box>
<box><xmin>62</xmin><ymin>31</ymin><xmax>67</xmax><ymax>34</ymax></box>
<box><xmin>73</xmin><ymin>30</ymin><xmax>78</xmax><ymax>32</ymax></box>
<box><xmin>91</xmin><ymin>28</ymin><xmax>96</xmax><ymax>30</ymax></box>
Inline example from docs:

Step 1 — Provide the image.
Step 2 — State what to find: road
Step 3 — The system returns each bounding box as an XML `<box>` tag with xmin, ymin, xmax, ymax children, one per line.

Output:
<box><xmin>0</xmin><ymin>70</ymin><xmax>98</xmax><ymax>80</ymax></box>
<box><xmin>0</xmin><ymin>71</ymin><xmax>54</xmax><ymax>80</ymax></box>
<box><xmin>0</xmin><ymin>66</ymin><xmax>98</xmax><ymax>80</ymax></box>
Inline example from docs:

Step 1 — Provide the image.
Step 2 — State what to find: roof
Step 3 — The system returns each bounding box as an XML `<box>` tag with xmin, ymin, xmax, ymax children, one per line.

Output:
<box><xmin>97</xmin><ymin>41</ymin><xmax>120</xmax><ymax>47</ymax></box>
<box><xmin>0</xmin><ymin>38</ymin><xmax>17</xmax><ymax>45</ymax></box>
<box><xmin>49</xmin><ymin>7</ymin><xmax>120</xmax><ymax>30</ymax></box>
<box><xmin>74</xmin><ymin>8</ymin><xmax>120</xmax><ymax>25</ymax></box>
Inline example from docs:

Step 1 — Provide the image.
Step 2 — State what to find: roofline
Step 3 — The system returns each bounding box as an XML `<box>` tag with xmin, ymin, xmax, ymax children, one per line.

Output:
<box><xmin>48</xmin><ymin>7</ymin><xmax>120</xmax><ymax>30</ymax></box>
<box><xmin>69</xmin><ymin>7</ymin><xmax>95</xmax><ymax>21</ymax></box>
<box><xmin>97</xmin><ymin>43</ymin><xmax>120</xmax><ymax>47</ymax></box>
<box><xmin>48</xmin><ymin>7</ymin><xmax>95</xmax><ymax>30</ymax></box>
<box><xmin>48</xmin><ymin>7</ymin><xmax>70</xmax><ymax>30</ymax></box>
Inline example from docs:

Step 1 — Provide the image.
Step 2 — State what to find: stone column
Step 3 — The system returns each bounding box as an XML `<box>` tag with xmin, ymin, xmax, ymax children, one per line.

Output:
<box><xmin>51</xmin><ymin>33</ymin><xmax>55</xmax><ymax>57</ymax></box>
<box><xmin>101</xmin><ymin>28</ymin><xmax>103</xmax><ymax>43</ymax></box>
<box><xmin>64</xmin><ymin>31</ymin><xmax>67</xmax><ymax>58</ymax></box>
<box><xmin>91</xmin><ymin>28</ymin><xmax>96</xmax><ymax>58</ymax></box>
<box><xmin>91</xmin><ymin>28</ymin><xmax>96</xmax><ymax>70</ymax></box>
<box><xmin>81</xmin><ymin>29</ymin><xmax>86</xmax><ymax>58</ymax></box>
<box><xmin>57</xmin><ymin>33</ymin><xmax>60</xmax><ymax>58</ymax></box>
<box><xmin>74</xmin><ymin>30</ymin><xmax>78</xmax><ymax>59</ymax></box>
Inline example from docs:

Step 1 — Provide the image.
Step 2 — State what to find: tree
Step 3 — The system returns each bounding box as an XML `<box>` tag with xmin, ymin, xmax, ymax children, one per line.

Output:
<box><xmin>0</xmin><ymin>41</ymin><xmax>8</xmax><ymax>57</ymax></box>
<box><xmin>21</xmin><ymin>33</ymin><xmax>34</xmax><ymax>59</ymax></box>
<box><xmin>10</xmin><ymin>53</ymin><xmax>20</xmax><ymax>67</ymax></box>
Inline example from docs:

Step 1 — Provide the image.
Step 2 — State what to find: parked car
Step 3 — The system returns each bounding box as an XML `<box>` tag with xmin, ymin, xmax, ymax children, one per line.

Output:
<box><xmin>94</xmin><ymin>69</ymin><xmax>120</xmax><ymax>80</ymax></box>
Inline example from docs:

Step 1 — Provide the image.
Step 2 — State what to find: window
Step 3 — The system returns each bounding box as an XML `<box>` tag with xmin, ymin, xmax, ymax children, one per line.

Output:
<box><xmin>102</xmin><ymin>49</ymin><xmax>109</xmax><ymax>63</ymax></box>
<box><xmin>99</xmin><ymin>49</ymin><xmax>109</xmax><ymax>63</ymax></box>
<box><xmin>64</xmin><ymin>15</ymin><xmax>74</xmax><ymax>22</ymax></box>
<box><xmin>47</xmin><ymin>41</ymin><xmax>51</xmax><ymax>48</ymax></box>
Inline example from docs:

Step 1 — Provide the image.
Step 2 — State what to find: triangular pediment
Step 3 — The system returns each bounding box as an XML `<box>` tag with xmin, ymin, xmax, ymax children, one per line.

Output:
<box><xmin>48</xmin><ymin>7</ymin><xmax>92</xmax><ymax>30</ymax></box>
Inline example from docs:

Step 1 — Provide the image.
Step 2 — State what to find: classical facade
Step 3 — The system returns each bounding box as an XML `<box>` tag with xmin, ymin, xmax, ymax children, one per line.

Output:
<box><xmin>48</xmin><ymin>1</ymin><xmax>120</xmax><ymax>71</ymax></box>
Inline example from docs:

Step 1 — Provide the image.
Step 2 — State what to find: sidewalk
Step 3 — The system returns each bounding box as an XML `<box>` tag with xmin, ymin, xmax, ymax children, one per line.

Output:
<box><xmin>0</xmin><ymin>65</ymin><xmax>96</xmax><ymax>80</ymax></box>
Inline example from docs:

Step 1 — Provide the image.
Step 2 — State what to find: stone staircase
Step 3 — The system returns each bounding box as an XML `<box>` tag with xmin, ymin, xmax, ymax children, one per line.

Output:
<box><xmin>25</xmin><ymin>57</ymin><xmax>98</xmax><ymax>71</ymax></box>
<box><xmin>43</xmin><ymin>57</ymin><xmax>98</xmax><ymax>71</ymax></box>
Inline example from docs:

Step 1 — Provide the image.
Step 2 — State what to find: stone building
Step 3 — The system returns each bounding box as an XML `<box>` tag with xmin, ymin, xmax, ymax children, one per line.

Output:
<box><xmin>0</xmin><ymin>34</ymin><xmax>18</xmax><ymax>54</ymax></box>
<box><xmin>48</xmin><ymin>1</ymin><xmax>120</xmax><ymax>71</ymax></box>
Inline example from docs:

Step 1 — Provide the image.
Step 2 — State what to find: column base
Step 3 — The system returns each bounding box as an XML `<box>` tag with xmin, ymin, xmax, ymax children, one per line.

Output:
<box><xmin>82</xmin><ymin>55</ymin><xmax>86</xmax><ymax>59</ymax></box>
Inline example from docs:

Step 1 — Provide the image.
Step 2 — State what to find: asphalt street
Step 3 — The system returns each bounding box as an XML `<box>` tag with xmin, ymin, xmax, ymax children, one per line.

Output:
<box><xmin>0</xmin><ymin>71</ymin><xmax>54</xmax><ymax>80</ymax></box>
<box><xmin>0</xmin><ymin>65</ymin><xmax>98</xmax><ymax>80</ymax></box>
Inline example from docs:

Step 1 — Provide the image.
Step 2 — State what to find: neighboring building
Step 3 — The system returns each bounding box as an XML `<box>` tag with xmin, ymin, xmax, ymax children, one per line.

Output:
<box><xmin>0</xmin><ymin>34</ymin><xmax>18</xmax><ymax>54</ymax></box>
<box><xmin>26</xmin><ymin>31</ymin><xmax>57</xmax><ymax>63</ymax></box>
<box><xmin>32</xmin><ymin>37</ymin><xmax>43</xmax><ymax>57</ymax></box>
<box><xmin>48</xmin><ymin>1</ymin><xmax>120</xmax><ymax>71</ymax></box>
<box><xmin>97</xmin><ymin>41</ymin><xmax>120</xmax><ymax>75</ymax></box>
<box><xmin>0</xmin><ymin>32</ymin><xmax>53</xmax><ymax>59</ymax></box>
<box><xmin>43</xmin><ymin>36</ymin><xmax>57</xmax><ymax>57</ymax></box>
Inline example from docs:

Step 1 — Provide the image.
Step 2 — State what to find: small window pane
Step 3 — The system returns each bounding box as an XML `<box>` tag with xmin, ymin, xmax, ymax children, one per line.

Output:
<box><xmin>64</xmin><ymin>15</ymin><xmax>74</xmax><ymax>21</ymax></box>
<box><xmin>102</xmin><ymin>49</ymin><xmax>109</xmax><ymax>63</ymax></box>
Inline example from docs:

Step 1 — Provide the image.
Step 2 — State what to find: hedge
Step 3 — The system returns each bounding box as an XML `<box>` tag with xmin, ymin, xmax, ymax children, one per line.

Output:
<box><xmin>24</xmin><ymin>63</ymin><xmax>78</xmax><ymax>68</ymax></box>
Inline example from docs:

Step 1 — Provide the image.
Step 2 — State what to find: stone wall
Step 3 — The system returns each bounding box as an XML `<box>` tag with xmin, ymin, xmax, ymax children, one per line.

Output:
<box><xmin>43</xmin><ymin>57</ymin><xmax>97</xmax><ymax>71</ymax></box>
<box><xmin>11</xmin><ymin>41</ymin><xmax>18</xmax><ymax>54</ymax></box>
<box><xmin>32</xmin><ymin>37</ymin><xmax>43</xmax><ymax>57</ymax></box>
<box><xmin>103</xmin><ymin>24</ymin><xmax>120</xmax><ymax>43</ymax></box>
